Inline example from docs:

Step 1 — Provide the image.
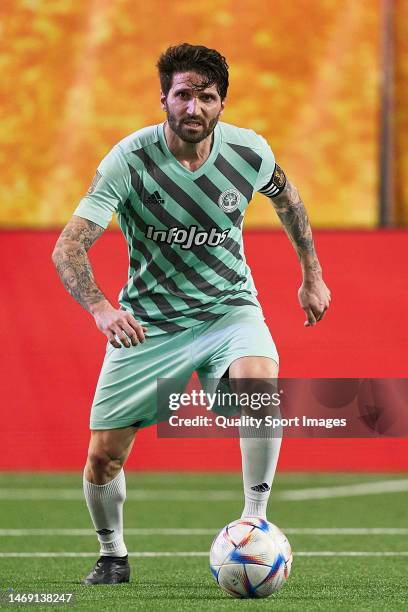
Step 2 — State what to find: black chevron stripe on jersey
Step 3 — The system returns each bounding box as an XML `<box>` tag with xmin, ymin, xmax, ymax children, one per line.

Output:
<box><xmin>193</xmin><ymin>173</ymin><xmax>243</xmax><ymax>260</ymax></box>
<box><xmin>128</xmin><ymin>163</ymin><xmax>246</xmax><ymax>287</ymax></box>
<box><xmin>148</xmin><ymin>291</ymin><xmax>221</xmax><ymax>323</ymax></box>
<box><xmin>221</xmin><ymin>297</ymin><xmax>259</xmax><ymax>308</ymax></box>
<box><xmin>133</xmin><ymin>148</ymin><xmax>221</xmax><ymax>231</ymax></box>
<box><xmin>213</xmin><ymin>154</ymin><xmax>254</xmax><ymax>202</ymax></box>
<box><xmin>226</xmin><ymin>142</ymin><xmax>263</xmax><ymax>172</ymax></box>
<box><xmin>122</xmin><ymin>200</ymin><xmax>247</xmax><ymax>321</ymax></box>
<box><xmin>194</xmin><ymin>174</ymin><xmax>243</xmax><ymax>226</ymax></box>
<box><xmin>123</xmin><ymin>197</ymin><xmax>231</xmax><ymax>298</ymax></box>
<box><xmin>121</xmin><ymin>284</ymin><xmax>185</xmax><ymax>333</ymax></box>
<box><xmin>138</xmin><ymin>146</ymin><xmax>244</xmax><ymax>260</ymax></box>
<box><xmin>125</xmin><ymin>227</ymin><xmax>235</xmax><ymax>314</ymax></box>
<box><xmin>154</xmin><ymin>139</ymin><xmax>166</xmax><ymax>156</ymax></box>
<box><xmin>123</xmin><ymin>198</ymin><xmax>257</xmax><ymax>317</ymax></box>
<box><xmin>126</xmin><ymin>294</ymin><xmax>186</xmax><ymax>332</ymax></box>
<box><xmin>123</xmin><ymin>198</ymin><xmax>200</xmax><ymax>295</ymax></box>
<box><xmin>160</xmin><ymin>282</ymin><xmax>256</xmax><ymax>307</ymax></box>
<box><xmin>122</xmin><ymin>285</ymin><xmax>186</xmax><ymax>333</ymax></box>
<box><xmin>119</xmin><ymin>214</ymin><xmax>187</xmax><ymax>332</ymax></box>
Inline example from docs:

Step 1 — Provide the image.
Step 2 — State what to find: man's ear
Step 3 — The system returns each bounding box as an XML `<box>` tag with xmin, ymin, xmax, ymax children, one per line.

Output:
<box><xmin>160</xmin><ymin>92</ymin><xmax>167</xmax><ymax>111</ymax></box>
<box><xmin>219</xmin><ymin>99</ymin><xmax>226</xmax><ymax>115</ymax></box>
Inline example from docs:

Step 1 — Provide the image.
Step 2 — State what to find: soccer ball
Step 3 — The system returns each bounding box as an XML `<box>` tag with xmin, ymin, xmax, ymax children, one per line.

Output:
<box><xmin>209</xmin><ymin>518</ymin><xmax>292</xmax><ymax>598</ymax></box>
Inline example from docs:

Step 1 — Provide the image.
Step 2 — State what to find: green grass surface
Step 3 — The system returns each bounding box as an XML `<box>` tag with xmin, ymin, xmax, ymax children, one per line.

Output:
<box><xmin>0</xmin><ymin>472</ymin><xmax>407</xmax><ymax>610</ymax></box>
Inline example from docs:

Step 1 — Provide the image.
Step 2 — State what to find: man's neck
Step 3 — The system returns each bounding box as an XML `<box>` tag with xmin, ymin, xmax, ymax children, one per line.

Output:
<box><xmin>164</xmin><ymin>122</ymin><xmax>214</xmax><ymax>170</ymax></box>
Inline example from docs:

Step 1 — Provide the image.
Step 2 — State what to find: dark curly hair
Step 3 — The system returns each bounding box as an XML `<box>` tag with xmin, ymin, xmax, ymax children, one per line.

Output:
<box><xmin>157</xmin><ymin>43</ymin><xmax>229</xmax><ymax>100</ymax></box>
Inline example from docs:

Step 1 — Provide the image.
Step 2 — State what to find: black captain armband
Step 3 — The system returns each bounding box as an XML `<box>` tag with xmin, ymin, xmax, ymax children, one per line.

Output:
<box><xmin>258</xmin><ymin>164</ymin><xmax>287</xmax><ymax>197</ymax></box>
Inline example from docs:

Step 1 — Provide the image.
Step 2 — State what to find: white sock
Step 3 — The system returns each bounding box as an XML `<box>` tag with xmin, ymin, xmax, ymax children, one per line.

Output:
<box><xmin>83</xmin><ymin>468</ymin><xmax>128</xmax><ymax>557</ymax></box>
<box><xmin>239</xmin><ymin>424</ymin><xmax>282</xmax><ymax>519</ymax></box>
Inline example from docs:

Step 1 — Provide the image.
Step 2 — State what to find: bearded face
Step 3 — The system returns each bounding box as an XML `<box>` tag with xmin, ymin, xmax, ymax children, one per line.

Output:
<box><xmin>162</xmin><ymin>71</ymin><xmax>224</xmax><ymax>144</ymax></box>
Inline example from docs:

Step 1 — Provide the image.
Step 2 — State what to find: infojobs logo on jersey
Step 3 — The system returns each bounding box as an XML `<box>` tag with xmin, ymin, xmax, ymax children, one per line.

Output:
<box><xmin>145</xmin><ymin>225</ymin><xmax>230</xmax><ymax>250</ymax></box>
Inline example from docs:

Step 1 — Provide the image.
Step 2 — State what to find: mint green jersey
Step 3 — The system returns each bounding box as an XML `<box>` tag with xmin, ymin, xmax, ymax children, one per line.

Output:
<box><xmin>74</xmin><ymin>121</ymin><xmax>279</xmax><ymax>335</ymax></box>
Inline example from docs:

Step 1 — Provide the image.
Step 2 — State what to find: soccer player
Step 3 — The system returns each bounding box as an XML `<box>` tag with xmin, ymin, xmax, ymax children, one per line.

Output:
<box><xmin>52</xmin><ymin>43</ymin><xmax>330</xmax><ymax>585</ymax></box>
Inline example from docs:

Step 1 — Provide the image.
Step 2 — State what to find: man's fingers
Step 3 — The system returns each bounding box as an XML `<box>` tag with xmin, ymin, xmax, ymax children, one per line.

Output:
<box><xmin>125</xmin><ymin>312</ymin><xmax>143</xmax><ymax>329</ymax></box>
<box><xmin>95</xmin><ymin>308</ymin><xmax>149</xmax><ymax>348</ymax></box>
<box><xmin>125</xmin><ymin>313</ymin><xmax>147</xmax><ymax>342</ymax></box>
<box><xmin>299</xmin><ymin>281</ymin><xmax>331</xmax><ymax>327</ymax></box>
<box><xmin>316</xmin><ymin>308</ymin><xmax>327</xmax><ymax>322</ymax></box>
<box><xmin>112</xmin><ymin>325</ymin><xmax>131</xmax><ymax>348</ymax></box>
<box><xmin>311</xmin><ymin>304</ymin><xmax>324</xmax><ymax>318</ymax></box>
<box><xmin>114</xmin><ymin>322</ymin><xmax>147</xmax><ymax>347</ymax></box>
<box><xmin>304</xmin><ymin>309</ymin><xmax>316</xmax><ymax>327</ymax></box>
<box><xmin>107</xmin><ymin>332</ymin><xmax>122</xmax><ymax>349</ymax></box>
<box><xmin>119</xmin><ymin>322</ymin><xmax>139</xmax><ymax>346</ymax></box>
<box><xmin>309</xmin><ymin>301</ymin><xmax>330</xmax><ymax>324</ymax></box>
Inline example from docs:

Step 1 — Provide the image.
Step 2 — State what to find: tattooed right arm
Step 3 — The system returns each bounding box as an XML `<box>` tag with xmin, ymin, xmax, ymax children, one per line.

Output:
<box><xmin>51</xmin><ymin>216</ymin><xmax>107</xmax><ymax>312</ymax></box>
<box><xmin>52</xmin><ymin>215</ymin><xmax>147</xmax><ymax>348</ymax></box>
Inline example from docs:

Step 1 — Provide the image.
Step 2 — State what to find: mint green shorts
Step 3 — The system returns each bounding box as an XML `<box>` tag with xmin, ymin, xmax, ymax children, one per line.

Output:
<box><xmin>89</xmin><ymin>306</ymin><xmax>279</xmax><ymax>430</ymax></box>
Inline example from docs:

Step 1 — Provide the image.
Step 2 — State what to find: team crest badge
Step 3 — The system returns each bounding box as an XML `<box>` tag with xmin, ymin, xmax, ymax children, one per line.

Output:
<box><xmin>218</xmin><ymin>188</ymin><xmax>241</xmax><ymax>213</ymax></box>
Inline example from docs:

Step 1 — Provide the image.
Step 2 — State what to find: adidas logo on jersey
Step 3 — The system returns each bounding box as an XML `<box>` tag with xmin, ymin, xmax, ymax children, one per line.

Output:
<box><xmin>145</xmin><ymin>224</ymin><xmax>230</xmax><ymax>250</ymax></box>
<box><xmin>144</xmin><ymin>191</ymin><xmax>164</xmax><ymax>205</ymax></box>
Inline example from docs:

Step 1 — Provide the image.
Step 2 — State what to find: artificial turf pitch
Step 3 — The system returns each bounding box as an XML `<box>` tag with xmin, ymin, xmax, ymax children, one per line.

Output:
<box><xmin>0</xmin><ymin>472</ymin><xmax>407</xmax><ymax>611</ymax></box>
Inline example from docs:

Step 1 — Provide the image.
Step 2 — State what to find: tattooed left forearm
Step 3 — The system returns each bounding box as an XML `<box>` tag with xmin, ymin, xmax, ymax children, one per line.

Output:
<box><xmin>271</xmin><ymin>180</ymin><xmax>321</xmax><ymax>274</ymax></box>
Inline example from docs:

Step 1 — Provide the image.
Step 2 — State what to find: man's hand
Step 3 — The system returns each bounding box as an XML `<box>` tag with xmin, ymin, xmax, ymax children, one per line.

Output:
<box><xmin>298</xmin><ymin>277</ymin><xmax>331</xmax><ymax>327</ymax></box>
<box><xmin>91</xmin><ymin>300</ymin><xmax>148</xmax><ymax>348</ymax></box>
<box><xmin>52</xmin><ymin>216</ymin><xmax>148</xmax><ymax>348</ymax></box>
<box><xmin>266</xmin><ymin>172</ymin><xmax>331</xmax><ymax>327</ymax></box>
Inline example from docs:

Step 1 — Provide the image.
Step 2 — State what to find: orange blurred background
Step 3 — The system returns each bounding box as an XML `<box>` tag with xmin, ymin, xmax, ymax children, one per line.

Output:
<box><xmin>0</xmin><ymin>1</ymin><xmax>407</xmax><ymax>472</ymax></box>
<box><xmin>2</xmin><ymin>0</ymin><xmax>405</xmax><ymax>229</ymax></box>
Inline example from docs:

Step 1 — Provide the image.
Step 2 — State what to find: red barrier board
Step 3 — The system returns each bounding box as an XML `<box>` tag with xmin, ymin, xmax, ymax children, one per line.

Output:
<box><xmin>0</xmin><ymin>229</ymin><xmax>407</xmax><ymax>471</ymax></box>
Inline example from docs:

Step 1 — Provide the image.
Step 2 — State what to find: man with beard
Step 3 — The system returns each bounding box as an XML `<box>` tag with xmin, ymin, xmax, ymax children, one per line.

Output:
<box><xmin>52</xmin><ymin>43</ymin><xmax>330</xmax><ymax>585</ymax></box>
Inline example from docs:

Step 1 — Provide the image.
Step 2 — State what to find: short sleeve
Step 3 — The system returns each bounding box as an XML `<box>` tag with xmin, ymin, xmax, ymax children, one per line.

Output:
<box><xmin>253</xmin><ymin>136</ymin><xmax>286</xmax><ymax>197</ymax></box>
<box><xmin>253</xmin><ymin>136</ymin><xmax>276</xmax><ymax>194</ymax></box>
<box><xmin>74</xmin><ymin>146</ymin><xmax>130</xmax><ymax>228</ymax></box>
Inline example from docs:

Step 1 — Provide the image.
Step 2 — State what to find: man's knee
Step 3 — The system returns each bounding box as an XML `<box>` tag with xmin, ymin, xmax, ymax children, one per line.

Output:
<box><xmin>228</xmin><ymin>359</ymin><xmax>280</xmax><ymax>420</ymax></box>
<box><xmin>229</xmin><ymin>356</ymin><xmax>279</xmax><ymax>380</ymax></box>
<box><xmin>85</xmin><ymin>448</ymin><xmax>125</xmax><ymax>484</ymax></box>
<box><xmin>85</xmin><ymin>427</ymin><xmax>136</xmax><ymax>483</ymax></box>
<box><xmin>87</xmin><ymin>448</ymin><xmax>124</xmax><ymax>471</ymax></box>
